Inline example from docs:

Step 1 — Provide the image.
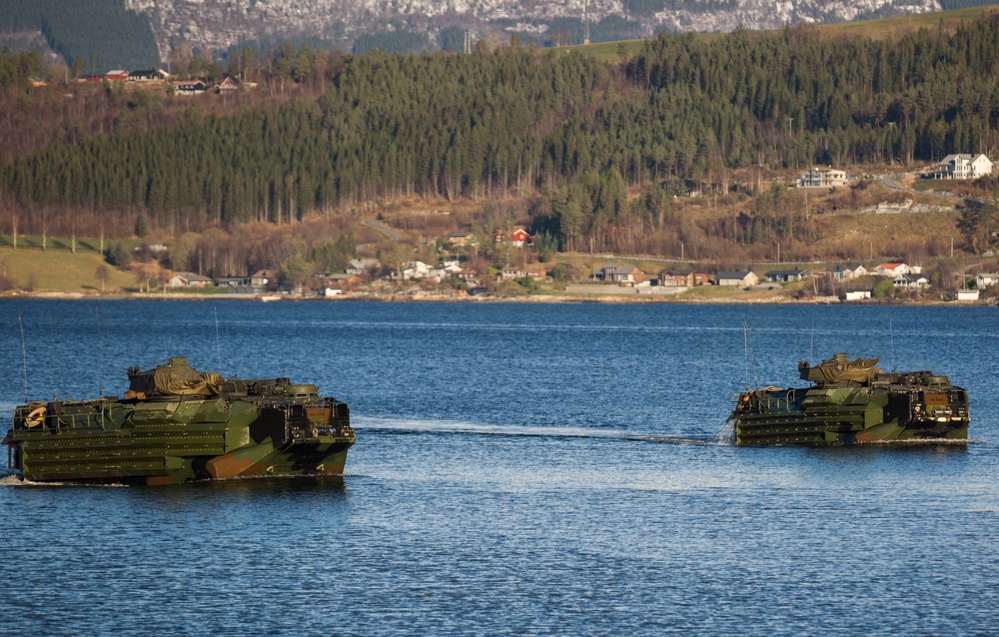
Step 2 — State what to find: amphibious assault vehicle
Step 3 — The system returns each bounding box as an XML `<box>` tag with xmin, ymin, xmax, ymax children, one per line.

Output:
<box><xmin>3</xmin><ymin>357</ymin><xmax>354</xmax><ymax>484</ymax></box>
<box><xmin>731</xmin><ymin>353</ymin><xmax>969</xmax><ymax>446</ymax></box>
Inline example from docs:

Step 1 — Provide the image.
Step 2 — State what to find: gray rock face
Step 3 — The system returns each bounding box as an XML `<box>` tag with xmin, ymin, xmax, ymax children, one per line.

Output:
<box><xmin>126</xmin><ymin>0</ymin><xmax>942</xmax><ymax>55</ymax></box>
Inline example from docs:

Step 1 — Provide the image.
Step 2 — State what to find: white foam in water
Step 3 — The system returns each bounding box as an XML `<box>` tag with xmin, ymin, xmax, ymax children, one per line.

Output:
<box><xmin>353</xmin><ymin>417</ymin><xmax>716</xmax><ymax>445</ymax></box>
<box><xmin>0</xmin><ymin>473</ymin><xmax>25</xmax><ymax>486</ymax></box>
<box><xmin>715</xmin><ymin>418</ymin><xmax>737</xmax><ymax>446</ymax></box>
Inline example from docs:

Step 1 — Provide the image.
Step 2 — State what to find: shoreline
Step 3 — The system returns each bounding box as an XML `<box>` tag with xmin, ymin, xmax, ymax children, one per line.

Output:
<box><xmin>1</xmin><ymin>289</ymin><xmax>989</xmax><ymax>307</ymax></box>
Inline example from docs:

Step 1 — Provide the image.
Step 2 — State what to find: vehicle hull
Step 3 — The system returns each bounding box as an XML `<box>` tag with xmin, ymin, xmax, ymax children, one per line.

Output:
<box><xmin>4</xmin><ymin>358</ymin><xmax>355</xmax><ymax>485</ymax></box>
<box><xmin>731</xmin><ymin>357</ymin><xmax>970</xmax><ymax>447</ymax></box>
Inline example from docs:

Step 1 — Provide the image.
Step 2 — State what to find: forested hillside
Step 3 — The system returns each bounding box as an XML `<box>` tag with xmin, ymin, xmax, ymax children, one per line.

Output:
<box><xmin>2</xmin><ymin>13</ymin><xmax>999</xmax><ymax>262</ymax></box>
<box><xmin>0</xmin><ymin>0</ymin><xmax>160</xmax><ymax>73</ymax></box>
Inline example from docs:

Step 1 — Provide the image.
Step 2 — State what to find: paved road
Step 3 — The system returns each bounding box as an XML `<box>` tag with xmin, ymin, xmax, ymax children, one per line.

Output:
<box><xmin>878</xmin><ymin>175</ymin><xmax>908</xmax><ymax>191</ymax></box>
<box><xmin>362</xmin><ymin>220</ymin><xmax>402</xmax><ymax>241</ymax></box>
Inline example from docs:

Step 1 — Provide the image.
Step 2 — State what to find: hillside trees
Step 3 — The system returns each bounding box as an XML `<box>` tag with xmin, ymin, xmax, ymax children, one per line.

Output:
<box><xmin>3</xmin><ymin>14</ymin><xmax>999</xmax><ymax>258</ymax></box>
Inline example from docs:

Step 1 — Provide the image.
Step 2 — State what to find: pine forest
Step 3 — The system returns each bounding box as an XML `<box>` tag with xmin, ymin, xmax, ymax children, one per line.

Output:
<box><xmin>2</xmin><ymin>12</ymin><xmax>999</xmax><ymax>280</ymax></box>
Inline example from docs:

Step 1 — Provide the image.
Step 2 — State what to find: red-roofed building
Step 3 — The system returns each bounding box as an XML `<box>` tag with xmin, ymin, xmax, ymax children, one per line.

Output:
<box><xmin>874</xmin><ymin>263</ymin><xmax>920</xmax><ymax>277</ymax></box>
<box><xmin>495</xmin><ymin>228</ymin><xmax>532</xmax><ymax>247</ymax></box>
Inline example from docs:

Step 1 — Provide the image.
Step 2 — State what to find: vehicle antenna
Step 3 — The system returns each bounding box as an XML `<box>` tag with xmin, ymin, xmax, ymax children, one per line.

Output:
<box><xmin>49</xmin><ymin>317</ymin><xmax>57</xmax><ymax>401</ymax></box>
<box><xmin>743</xmin><ymin>322</ymin><xmax>749</xmax><ymax>391</ymax></box>
<box><xmin>743</xmin><ymin>322</ymin><xmax>758</xmax><ymax>390</ymax></box>
<box><xmin>214</xmin><ymin>305</ymin><xmax>222</xmax><ymax>375</ymax></box>
<box><xmin>96</xmin><ymin>307</ymin><xmax>103</xmax><ymax>397</ymax></box>
<box><xmin>809</xmin><ymin>317</ymin><xmax>814</xmax><ymax>364</ymax></box>
<box><xmin>889</xmin><ymin>314</ymin><xmax>895</xmax><ymax>372</ymax></box>
<box><xmin>18</xmin><ymin>312</ymin><xmax>28</xmax><ymax>404</ymax></box>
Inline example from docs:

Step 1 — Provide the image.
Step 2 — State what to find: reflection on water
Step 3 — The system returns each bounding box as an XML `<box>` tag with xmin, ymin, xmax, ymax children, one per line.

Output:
<box><xmin>1</xmin><ymin>300</ymin><xmax>997</xmax><ymax>636</ymax></box>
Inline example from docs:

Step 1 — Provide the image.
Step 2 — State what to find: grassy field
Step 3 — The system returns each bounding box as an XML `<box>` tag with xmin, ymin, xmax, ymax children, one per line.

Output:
<box><xmin>0</xmin><ymin>246</ymin><xmax>135</xmax><ymax>294</ymax></box>
<box><xmin>566</xmin><ymin>4</ymin><xmax>999</xmax><ymax>61</ymax></box>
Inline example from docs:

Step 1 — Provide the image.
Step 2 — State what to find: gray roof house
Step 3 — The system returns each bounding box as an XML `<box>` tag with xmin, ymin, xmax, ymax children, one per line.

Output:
<box><xmin>716</xmin><ymin>271</ymin><xmax>759</xmax><ymax>287</ymax></box>
<box><xmin>828</xmin><ymin>264</ymin><xmax>867</xmax><ymax>280</ymax></box>
<box><xmin>765</xmin><ymin>268</ymin><xmax>810</xmax><ymax>283</ymax></box>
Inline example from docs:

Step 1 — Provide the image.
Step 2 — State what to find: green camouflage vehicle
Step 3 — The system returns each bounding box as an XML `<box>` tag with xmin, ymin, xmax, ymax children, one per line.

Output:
<box><xmin>3</xmin><ymin>357</ymin><xmax>354</xmax><ymax>485</ymax></box>
<box><xmin>731</xmin><ymin>353</ymin><xmax>969</xmax><ymax>446</ymax></box>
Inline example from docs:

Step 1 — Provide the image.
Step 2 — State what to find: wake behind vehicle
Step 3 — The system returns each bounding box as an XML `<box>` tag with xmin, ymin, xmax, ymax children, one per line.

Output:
<box><xmin>3</xmin><ymin>357</ymin><xmax>354</xmax><ymax>484</ymax></box>
<box><xmin>731</xmin><ymin>353</ymin><xmax>969</xmax><ymax>446</ymax></box>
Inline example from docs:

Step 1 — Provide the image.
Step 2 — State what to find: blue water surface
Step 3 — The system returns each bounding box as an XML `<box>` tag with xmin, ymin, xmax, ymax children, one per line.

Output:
<box><xmin>1</xmin><ymin>299</ymin><xmax>996</xmax><ymax>636</ymax></box>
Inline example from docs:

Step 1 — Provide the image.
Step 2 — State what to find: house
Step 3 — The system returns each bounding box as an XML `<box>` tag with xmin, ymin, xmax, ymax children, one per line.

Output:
<box><xmin>172</xmin><ymin>79</ymin><xmax>208</xmax><ymax>95</ymax></box>
<box><xmin>874</xmin><ymin>263</ymin><xmax>920</xmax><ymax>277</ymax></box>
<box><xmin>933</xmin><ymin>154</ymin><xmax>993</xmax><ymax>180</ymax></box>
<box><xmin>448</xmin><ymin>232</ymin><xmax>476</xmax><ymax>246</ymax></box>
<box><xmin>215</xmin><ymin>276</ymin><xmax>248</xmax><ymax>288</ymax></box>
<box><xmin>129</xmin><ymin>69</ymin><xmax>166</xmax><ymax>81</ymax></box>
<box><xmin>976</xmin><ymin>273</ymin><xmax>999</xmax><ymax>288</ymax></box>
<box><xmin>500</xmin><ymin>268</ymin><xmax>546</xmax><ymax>281</ymax></box>
<box><xmin>716</xmin><ymin>271</ymin><xmax>760</xmax><ymax>287</ymax></box>
<box><xmin>844</xmin><ymin>290</ymin><xmax>872</xmax><ymax>301</ymax></box>
<box><xmin>104</xmin><ymin>70</ymin><xmax>129</xmax><ymax>82</ymax></box>
<box><xmin>797</xmin><ymin>167</ymin><xmax>848</xmax><ymax>188</ymax></box>
<box><xmin>765</xmin><ymin>268</ymin><xmax>810</xmax><ymax>283</ymax></box>
<box><xmin>828</xmin><ymin>264</ymin><xmax>867</xmax><ymax>280</ymax></box>
<box><xmin>395</xmin><ymin>261</ymin><xmax>434</xmax><ymax>281</ymax></box>
<box><xmin>324</xmin><ymin>273</ymin><xmax>361</xmax><ymax>289</ymax></box>
<box><xmin>956</xmin><ymin>290</ymin><xmax>980</xmax><ymax>301</ymax></box>
<box><xmin>345</xmin><ymin>258</ymin><xmax>380</xmax><ymax>276</ymax></box>
<box><xmin>495</xmin><ymin>228</ymin><xmax>532</xmax><ymax>247</ymax></box>
<box><xmin>435</xmin><ymin>260</ymin><xmax>465</xmax><ymax>278</ymax></box>
<box><xmin>168</xmin><ymin>272</ymin><xmax>215</xmax><ymax>288</ymax></box>
<box><xmin>593</xmin><ymin>264</ymin><xmax>645</xmax><ymax>286</ymax></box>
<box><xmin>250</xmin><ymin>269</ymin><xmax>279</xmax><ymax>289</ymax></box>
<box><xmin>657</xmin><ymin>269</ymin><xmax>708</xmax><ymax>287</ymax></box>
<box><xmin>893</xmin><ymin>274</ymin><xmax>930</xmax><ymax>289</ymax></box>
<box><xmin>216</xmin><ymin>76</ymin><xmax>240</xmax><ymax>92</ymax></box>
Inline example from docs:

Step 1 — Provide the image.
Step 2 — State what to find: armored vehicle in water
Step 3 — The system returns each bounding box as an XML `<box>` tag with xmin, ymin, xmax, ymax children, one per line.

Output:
<box><xmin>731</xmin><ymin>353</ymin><xmax>969</xmax><ymax>446</ymax></box>
<box><xmin>3</xmin><ymin>357</ymin><xmax>354</xmax><ymax>485</ymax></box>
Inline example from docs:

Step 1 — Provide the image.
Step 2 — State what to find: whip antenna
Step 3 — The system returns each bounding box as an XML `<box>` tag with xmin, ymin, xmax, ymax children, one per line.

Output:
<box><xmin>96</xmin><ymin>307</ymin><xmax>103</xmax><ymax>397</ymax></box>
<box><xmin>214</xmin><ymin>305</ymin><xmax>222</xmax><ymax>375</ymax></box>
<box><xmin>18</xmin><ymin>312</ymin><xmax>28</xmax><ymax>403</ymax></box>
<box><xmin>889</xmin><ymin>314</ymin><xmax>895</xmax><ymax>371</ymax></box>
<box><xmin>743</xmin><ymin>322</ymin><xmax>749</xmax><ymax>391</ymax></box>
<box><xmin>49</xmin><ymin>317</ymin><xmax>57</xmax><ymax>400</ymax></box>
<box><xmin>809</xmin><ymin>318</ymin><xmax>814</xmax><ymax>364</ymax></box>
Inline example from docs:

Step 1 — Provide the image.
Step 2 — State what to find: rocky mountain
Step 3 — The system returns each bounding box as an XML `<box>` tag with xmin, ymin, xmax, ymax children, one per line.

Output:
<box><xmin>129</xmin><ymin>0</ymin><xmax>950</xmax><ymax>57</ymax></box>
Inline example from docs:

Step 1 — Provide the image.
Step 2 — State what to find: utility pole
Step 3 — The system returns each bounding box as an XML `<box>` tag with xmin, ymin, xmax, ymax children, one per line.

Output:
<box><xmin>583</xmin><ymin>0</ymin><xmax>591</xmax><ymax>45</ymax></box>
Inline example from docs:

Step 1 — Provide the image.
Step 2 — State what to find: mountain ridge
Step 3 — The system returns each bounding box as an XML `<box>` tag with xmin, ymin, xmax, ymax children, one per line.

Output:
<box><xmin>128</xmin><ymin>0</ymin><xmax>952</xmax><ymax>57</ymax></box>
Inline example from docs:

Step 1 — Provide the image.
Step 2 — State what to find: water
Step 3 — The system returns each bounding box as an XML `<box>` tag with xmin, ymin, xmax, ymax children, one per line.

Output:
<box><xmin>1</xmin><ymin>299</ymin><xmax>997</xmax><ymax>636</ymax></box>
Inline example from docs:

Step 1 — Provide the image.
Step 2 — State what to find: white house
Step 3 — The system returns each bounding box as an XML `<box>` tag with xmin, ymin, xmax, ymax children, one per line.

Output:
<box><xmin>168</xmin><ymin>272</ymin><xmax>215</xmax><ymax>288</ymax></box>
<box><xmin>976</xmin><ymin>273</ymin><xmax>999</xmax><ymax>288</ymax></box>
<box><xmin>956</xmin><ymin>289</ymin><xmax>980</xmax><ymax>301</ymax></box>
<box><xmin>828</xmin><ymin>264</ymin><xmax>867</xmax><ymax>280</ymax></box>
<box><xmin>396</xmin><ymin>261</ymin><xmax>434</xmax><ymax>281</ymax></box>
<box><xmin>716</xmin><ymin>271</ymin><xmax>759</xmax><ymax>287</ymax></box>
<box><xmin>844</xmin><ymin>290</ymin><xmax>872</xmax><ymax>301</ymax></box>
<box><xmin>434</xmin><ymin>260</ymin><xmax>465</xmax><ymax>278</ymax></box>
<box><xmin>893</xmin><ymin>274</ymin><xmax>930</xmax><ymax>289</ymax></box>
<box><xmin>797</xmin><ymin>167</ymin><xmax>848</xmax><ymax>187</ymax></box>
<box><xmin>934</xmin><ymin>154</ymin><xmax>993</xmax><ymax>180</ymax></box>
<box><xmin>874</xmin><ymin>263</ymin><xmax>920</xmax><ymax>277</ymax></box>
<box><xmin>345</xmin><ymin>258</ymin><xmax>380</xmax><ymax>276</ymax></box>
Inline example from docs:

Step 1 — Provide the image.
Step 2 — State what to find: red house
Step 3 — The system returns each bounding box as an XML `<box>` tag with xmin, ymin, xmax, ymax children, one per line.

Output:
<box><xmin>105</xmin><ymin>70</ymin><xmax>129</xmax><ymax>81</ymax></box>
<box><xmin>495</xmin><ymin>228</ymin><xmax>532</xmax><ymax>247</ymax></box>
